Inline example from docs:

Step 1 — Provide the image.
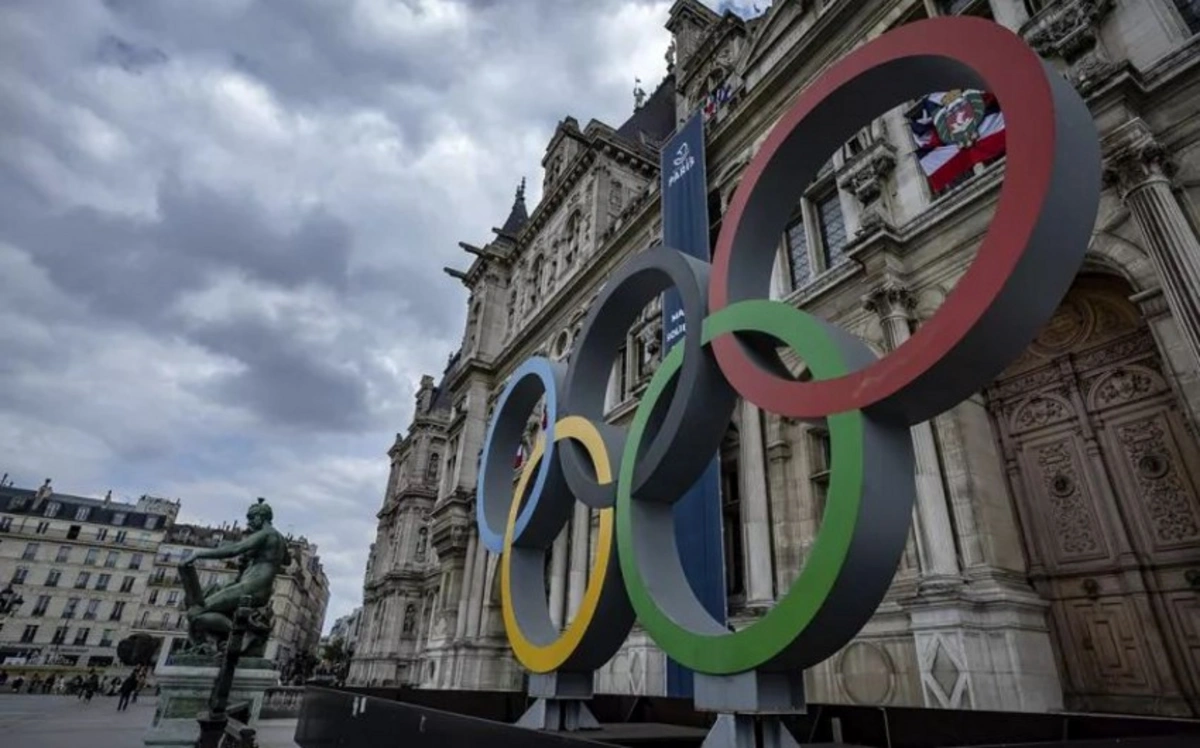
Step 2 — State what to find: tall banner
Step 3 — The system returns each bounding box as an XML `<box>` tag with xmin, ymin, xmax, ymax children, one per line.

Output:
<box><xmin>659</xmin><ymin>111</ymin><xmax>727</xmax><ymax>698</ymax></box>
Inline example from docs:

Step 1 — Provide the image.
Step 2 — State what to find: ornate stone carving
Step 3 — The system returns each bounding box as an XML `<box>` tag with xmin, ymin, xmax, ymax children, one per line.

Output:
<box><xmin>1088</xmin><ymin>367</ymin><xmax>1159</xmax><ymax>409</ymax></box>
<box><xmin>1012</xmin><ymin>393</ymin><xmax>1074</xmax><ymax>432</ymax></box>
<box><xmin>861</xmin><ymin>282</ymin><xmax>914</xmax><ymax>321</ymax></box>
<box><xmin>1102</xmin><ymin>120</ymin><xmax>1177</xmax><ymax>197</ymax></box>
<box><xmin>1024</xmin><ymin>0</ymin><xmax>1113</xmax><ymax>62</ymax></box>
<box><xmin>1116</xmin><ymin>419</ymin><xmax>1200</xmax><ymax>544</ymax></box>
<box><xmin>1036</xmin><ymin>441</ymin><xmax>1101</xmax><ymax>556</ymax></box>
<box><xmin>1024</xmin><ymin>0</ymin><xmax>1118</xmax><ymax>93</ymax></box>
<box><xmin>837</xmin><ymin>140</ymin><xmax>897</xmax><ymax>205</ymax></box>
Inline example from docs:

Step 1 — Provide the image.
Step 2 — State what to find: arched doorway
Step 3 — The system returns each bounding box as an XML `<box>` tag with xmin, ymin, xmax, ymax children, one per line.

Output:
<box><xmin>985</xmin><ymin>274</ymin><xmax>1200</xmax><ymax>717</ymax></box>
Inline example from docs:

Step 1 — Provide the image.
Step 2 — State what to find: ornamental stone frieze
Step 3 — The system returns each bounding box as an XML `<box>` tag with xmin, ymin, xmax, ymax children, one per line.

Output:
<box><xmin>1023</xmin><ymin>0</ymin><xmax>1118</xmax><ymax>93</ymax></box>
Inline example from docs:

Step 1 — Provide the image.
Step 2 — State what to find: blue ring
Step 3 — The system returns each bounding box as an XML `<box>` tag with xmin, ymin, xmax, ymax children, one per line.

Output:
<box><xmin>475</xmin><ymin>357</ymin><xmax>563</xmax><ymax>554</ymax></box>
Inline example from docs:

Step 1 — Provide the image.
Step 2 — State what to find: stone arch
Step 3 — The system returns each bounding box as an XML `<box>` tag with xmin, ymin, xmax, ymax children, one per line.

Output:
<box><xmin>1086</xmin><ymin>230</ymin><xmax>1157</xmax><ymax>294</ymax></box>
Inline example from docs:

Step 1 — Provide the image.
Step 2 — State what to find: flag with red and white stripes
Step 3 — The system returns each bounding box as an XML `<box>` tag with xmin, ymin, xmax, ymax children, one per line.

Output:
<box><xmin>907</xmin><ymin>89</ymin><xmax>1006</xmax><ymax>193</ymax></box>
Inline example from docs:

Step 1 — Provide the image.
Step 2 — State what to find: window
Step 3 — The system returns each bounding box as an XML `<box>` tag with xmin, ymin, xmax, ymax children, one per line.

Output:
<box><xmin>99</xmin><ymin>629</ymin><xmax>114</xmax><ymax>647</ymax></box>
<box><xmin>96</xmin><ymin>573</ymin><xmax>111</xmax><ymax>591</ymax></box>
<box><xmin>0</xmin><ymin>516</ymin><xmax>10</xmax><ymax>531</ymax></box>
<box><xmin>149</xmin><ymin>589</ymin><xmax>159</xmax><ymax>605</ymax></box>
<box><xmin>785</xmin><ymin>215</ymin><xmax>812</xmax><ymax>288</ymax></box>
<box><xmin>74</xmin><ymin>571</ymin><xmax>90</xmax><ymax>589</ymax></box>
<box><xmin>56</xmin><ymin>546</ymin><xmax>70</xmax><ymax>563</ymax></box>
<box><xmin>95</xmin><ymin>527</ymin><xmax>107</xmax><ymax>541</ymax></box>
<box><xmin>22</xmin><ymin>542</ymin><xmax>38</xmax><ymax>560</ymax></box>
<box><xmin>32</xmin><ymin>595</ymin><xmax>51</xmax><ymax>617</ymax></box>
<box><xmin>74</xmin><ymin>506</ymin><xmax>90</xmax><ymax>521</ymax></box>
<box><xmin>160</xmin><ymin>611</ymin><xmax>170</xmax><ymax>626</ymax></box>
<box><xmin>11</xmin><ymin>566</ymin><xmax>29</xmax><ymax>584</ymax></box>
<box><xmin>84</xmin><ymin>599</ymin><xmax>100</xmax><ymax>620</ymax></box>
<box><xmin>129</xmin><ymin>553</ymin><xmax>144</xmax><ymax>570</ymax></box>
<box><xmin>85</xmin><ymin>548</ymin><xmax>99</xmax><ymax>565</ymax></box>
<box><xmin>1176</xmin><ymin>0</ymin><xmax>1200</xmax><ymax>34</ymax></box>
<box><xmin>104</xmin><ymin>550</ymin><xmax>119</xmax><ymax>568</ymax></box>
<box><xmin>62</xmin><ymin>598</ymin><xmax>79</xmax><ymax>619</ymax></box>
<box><xmin>809</xmin><ymin>428</ymin><xmax>832</xmax><ymax>520</ymax></box>
<box><xmin>43</xmin><ymin>501</ymin><xmax>61</xmax><ymax>518</ymax></box>
<box><xmin>426</xmin><ymin>453</ymin><xmax>440</xmax><ymax>484</ymax></box>
<box><xmin>145</xmin><ymin>515</ymin><xmax>158</xmax><ymax>530</ymax></box>
<box><xmin>21</xmin><ymin>625</ymin><xmax>38</xmax><ymax>643</ymax></box>
<box><xmin>115</xmin><ymin>530</ymin><xmax>127</xmax><ymax>544</ymax></box>
<box><xmin>151</xmin><ymin>568</ymin><xmax>166</xmax><ymax>584</ymax></box>
<box><xmin>120</xmin><ymin>576</ymin><xmax>135</xmax><ymax>593</ymax></box>
<box><xmin>74</xmin><ymin>627</ymin><xmax>90</xmax><ymax>646</ymax></box>
<box><xmin>166</xmin><ymin>591</ymin><xmax>179</xmax><ymax>606</ymax></box>
<box><xmin>815</xmin><ymin>192</ymin><xmax>848</xmax><ymax>269</ymax></box>
<box><xmin>67</xmin><ymin>525</ymin><xmax>80</xmax><ymax>539</ymax></box>
<box><xmin>109</xmin><ymin>601</ymin><xmax>126</xmax><ymax>621</ymax></box>
<box><xmin>35</xmin><ymin>521</ymin><xmax>50</xmax><ymax>534</ymax></box>
<box><xmin>52</xmin><ymin>625</ymin><xmax>68</xmax><ymax>644</ymax></box>
<box><xmin>941</xmin><ymin>0</ymin><xmax>992</xmax><ymax>16</ymax></box>
<box><xmin>112</xmin><ymin>512</ymin><xmax>126</xmax><ymax>526</ymax></box>
<box><xmin>45</xmin><ymin>569</ymin><xmax>62</xmax><ymax>587</ymax></box>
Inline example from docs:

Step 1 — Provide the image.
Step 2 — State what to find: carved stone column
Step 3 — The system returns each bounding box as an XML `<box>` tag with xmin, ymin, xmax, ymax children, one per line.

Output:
<box><xmin>464</xmin><ymin>538</ymin><xmax>488</xmax><ymax>638</ymax></box>
<box><xmin>567</xmin><ymin>502</ymin><xmax>590</xmax><ymax>620</ymax></box>
<box><xmin>863</xmin><ymin>283</ymin><xmax>962</xmax><ymax>586</ymax></box>
<box><xmin>548</xmin><ymin>527</ymin><xmax>569</xmax><ymax>629</ymax></box>
<box><xmin>1104</xmin><ymin>120</ymin><xmax>1200</xmax><ymax>370</ymax></box>
<box><xmin>738</xmin><ymin>399</ymin><xmax>776</xmax><ymax>609</ymax></box>
<box><xmin>455</xmin><ymin>532</ymin><xmax>478</xmax><ymax>640</ymax></box>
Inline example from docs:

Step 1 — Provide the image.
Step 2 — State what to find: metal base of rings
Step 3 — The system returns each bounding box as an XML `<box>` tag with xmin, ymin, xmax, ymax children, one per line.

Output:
<box><xmin>515</xmin><ymin>672</ymin><xmax>601</xmax><ymax>732</ymax></box>
<box><xmin>695</xmin><ymin>672</ymin><xmax>806</xmax><ymax>748</ymax></box>
<box><xmin>700</xmin><ymin>714</ymin><xmax>801</xmax><ymax>748</ymax></box>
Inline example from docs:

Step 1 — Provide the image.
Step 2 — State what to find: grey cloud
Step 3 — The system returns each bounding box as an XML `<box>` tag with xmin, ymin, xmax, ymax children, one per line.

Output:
<box><xmin>0</xmin><ymin>0</ymin><xmax>698</xmax><ymax>626</ymax></box>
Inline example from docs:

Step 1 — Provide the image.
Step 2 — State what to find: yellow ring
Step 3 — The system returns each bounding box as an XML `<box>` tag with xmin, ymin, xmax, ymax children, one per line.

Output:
<box><xmin>500</xmin><ymin>415</ymin><xmax>614</xmax><ymax>673</ymax></box>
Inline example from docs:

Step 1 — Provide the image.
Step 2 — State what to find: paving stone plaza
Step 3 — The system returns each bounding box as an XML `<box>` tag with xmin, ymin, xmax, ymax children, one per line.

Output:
<box><xmin>0</xmin><ymin>694</ymin><xmax>299</xmax><ymax>748</ymax></box>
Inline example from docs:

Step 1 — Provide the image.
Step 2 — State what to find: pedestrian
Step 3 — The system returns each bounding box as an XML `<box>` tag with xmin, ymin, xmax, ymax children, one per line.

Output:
<box><xmin>43</xmin><ymin>674</ymin><xmax>55</xmax><ymax>694</ymax></box>
<box><xmin>83</xmin><ymin>672</ymin><xmax>98</xmax><ymax>703</ymax></box>
<box><xmin>11</xmin><ymin>675</ymin><xmax>23</xmax><ymax>693</ymax></box>
<box><xmin>116</xmin><ymin>673</ymin><xmax>137</xmax><ymax>712</ymax></box>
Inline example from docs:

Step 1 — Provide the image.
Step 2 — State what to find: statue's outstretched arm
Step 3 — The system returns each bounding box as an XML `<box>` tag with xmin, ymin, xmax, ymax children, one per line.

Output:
<box><xmin>187</xmin><ymin>531</ymin><xmax>262</xmax><ymax>562</ymax></box>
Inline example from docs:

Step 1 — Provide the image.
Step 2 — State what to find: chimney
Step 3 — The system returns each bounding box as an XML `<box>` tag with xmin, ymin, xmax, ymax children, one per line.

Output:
<box><xmin>104</xmin><ymin>490</ymin><xmax>112</xmax><ymax>504</ymax></box>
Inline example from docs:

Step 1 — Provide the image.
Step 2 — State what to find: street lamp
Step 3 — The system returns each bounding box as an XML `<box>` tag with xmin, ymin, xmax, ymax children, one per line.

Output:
<box><xmin>0</xmin><ymin>583</ymin><xmax>24</xmax><ymax>617</ymax></box>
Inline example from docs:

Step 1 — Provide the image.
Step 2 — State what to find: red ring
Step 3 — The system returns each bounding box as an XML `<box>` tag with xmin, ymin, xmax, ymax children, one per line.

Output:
<box><xmin>709</xmin><ymin>17</ymin><xmax>1060</xmax><ymax>422</ymax></box>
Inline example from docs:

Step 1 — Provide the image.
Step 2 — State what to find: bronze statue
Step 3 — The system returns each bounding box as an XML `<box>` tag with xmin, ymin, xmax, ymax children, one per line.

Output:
<box><xmin>179</xmin><ymin>498</ymin><xmax>291</xmax><ymax>660</ymax></box>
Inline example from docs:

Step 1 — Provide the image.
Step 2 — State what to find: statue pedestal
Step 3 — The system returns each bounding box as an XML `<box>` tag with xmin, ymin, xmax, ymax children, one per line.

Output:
<box><xmin>143</xmin><ymin>662</ymin><xmax>279</xmax><ymax>747</ymax></box>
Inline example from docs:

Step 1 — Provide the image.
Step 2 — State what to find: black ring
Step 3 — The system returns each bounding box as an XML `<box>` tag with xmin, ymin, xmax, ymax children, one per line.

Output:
<box><xmin>560</xmin><ymin>245</ymin><xmax>736</xmax><ymax>507</ymax></box>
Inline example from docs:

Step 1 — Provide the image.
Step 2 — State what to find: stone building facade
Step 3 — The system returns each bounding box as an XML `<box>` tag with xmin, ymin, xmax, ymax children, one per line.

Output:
<box><xmin>350</xmin><ymin>0</ymin><xmax>1200</xmax><ymax>718</ymax></box>
<box><xmin>0</xmin><ymin>482</ymin><xmax>175</xmax><ymax>669</ymax></box>
<box><xmin>134</xmin><ymin>522</ymin><xmax>331</xmax><ymax>672</ymax></box>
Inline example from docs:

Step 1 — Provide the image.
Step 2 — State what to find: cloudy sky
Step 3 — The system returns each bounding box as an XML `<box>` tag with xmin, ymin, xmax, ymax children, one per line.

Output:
<box><xmin>0</xmin><ymin>0</ymin><xmax>764</xmax><ymax>631</ymax></box>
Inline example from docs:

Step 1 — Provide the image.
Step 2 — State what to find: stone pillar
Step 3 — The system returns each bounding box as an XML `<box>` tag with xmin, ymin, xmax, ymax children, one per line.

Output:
<box><xmin>548</xmin><ymin>527</ymin><xmax>568</xmax><ymax>629</ymax></box>
<box><xmin>465</xmin><ymin>539</ymin><xmax>488</xmax><ymax>638</ymax></box>
<box><xmin>455</xmin><ymin>532</ymin><xmax>478</xmax><ymax>640</ymax></box>
<box><xmin>863</xmin><ymin>283</ymin><xmax>961</xmax><ymax>585</ymax></box>
<box><xmin>567</xmin><ymin>502</ymin><xmax>590</xmax><ymax>620</ymax></box>
<box><xmin>1104</xmin><ymin>120</ymin><xmax>1200</xmax><ymax>370</ymax></box>
<box><xmin>738</xmin><ymin>399</ymin><xmax>776</xmax><ymax>608</ymax></box>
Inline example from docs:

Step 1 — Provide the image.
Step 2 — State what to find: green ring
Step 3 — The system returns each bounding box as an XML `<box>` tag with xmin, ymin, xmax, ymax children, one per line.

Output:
<box><xmin>615</xmin><ymin>299</ymin><xmax>865</xmax><ymax>674</ymax></box>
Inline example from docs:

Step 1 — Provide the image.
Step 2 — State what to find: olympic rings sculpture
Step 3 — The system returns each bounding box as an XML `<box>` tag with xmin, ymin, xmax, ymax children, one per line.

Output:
<box><xmin>476</xmin><ymin>17</ymin><xmax>1101</xmax><ymax>678</ymax></box>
